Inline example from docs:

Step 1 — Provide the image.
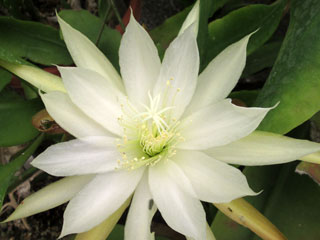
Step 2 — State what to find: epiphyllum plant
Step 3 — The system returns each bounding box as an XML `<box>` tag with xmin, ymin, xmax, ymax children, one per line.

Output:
<box><xmin>3</xmin><ymin>6</ymin><xmax>320</xmax><ymax>240</ymax></box>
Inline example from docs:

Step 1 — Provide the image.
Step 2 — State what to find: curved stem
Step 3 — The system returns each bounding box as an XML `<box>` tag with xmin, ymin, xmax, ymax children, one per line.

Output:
<box><xmin>0</xmin><ymin>60</ymin><xmax>65</xmax><ymax>93</ymax></box>
<box><xmin>214</xmin><ymin>198</ymin><xmax>287</xmax><ymax>240</ymax></box>
<box><xmin>110</xmin><ymin>0</ymin><xmax>125</xmax><ymax>31</ymax></box>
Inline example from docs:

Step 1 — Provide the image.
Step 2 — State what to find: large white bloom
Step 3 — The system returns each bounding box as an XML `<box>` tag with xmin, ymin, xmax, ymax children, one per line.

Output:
<box><xmin>5</xmin><ymin>10</ymin><xmax>320</xmax><ymax>240</ymax></box>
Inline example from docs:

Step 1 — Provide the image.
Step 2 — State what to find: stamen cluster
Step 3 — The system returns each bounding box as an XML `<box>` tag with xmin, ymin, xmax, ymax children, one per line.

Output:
<box><xmin>116</xmin><ymin>92</ymin><xmax>183</xmax><ymax>170</ymax></box>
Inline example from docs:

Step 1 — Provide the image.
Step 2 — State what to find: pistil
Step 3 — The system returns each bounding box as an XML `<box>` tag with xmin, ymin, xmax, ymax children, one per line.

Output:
<box><xmin>116</xmin><ymin>91</ymin><xmax>184</xmax><ymax>170</ymax></box>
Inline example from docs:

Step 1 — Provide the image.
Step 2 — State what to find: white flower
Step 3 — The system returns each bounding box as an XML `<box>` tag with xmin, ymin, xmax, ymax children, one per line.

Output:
<box><xmin>5</xmin><ymin>10</ymin><xmax>320</xmax><ymax>240</ymax></box>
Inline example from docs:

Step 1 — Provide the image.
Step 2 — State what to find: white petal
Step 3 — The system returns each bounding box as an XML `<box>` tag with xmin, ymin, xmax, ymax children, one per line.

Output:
<box><xmin>205</xmin><ymin>130</ymin><xmax>320</xmax><ymax>166</ymax></box>
<box><xmin>4</xmin><ymin>175</ymin><xmax>93</xmax><ymax>222</ymax></box>
<box><xmin>32</xmin><ymin>136</ymin><xmax>119</xmax><ymax>176</ymax></box>
<box><xmin>57</xmin><ymin>15</ymin><xmax>124</xmax><ymax>92</ymax></box>
<box><xmin>153</xmin><ymin>25</ymin><xmax>199</xmax><ymax>120</ymax></box>
<box><xmin>125</xmin><ymin>171</ymin><xmax>157</xmax><ymax>240</ymax></box>
<box><xmin>60</xmin><ymin>168</ymin><xmax>144</xmax><ymax>237</ymax></box>
<box><xmin>178</xmin><ymin>99</ymin><xmax>273</xmax><ymax>150</ymax></box>
<box><xmin>174</xmin><ymin>150</ymin><xmax>256</xmax><ymax>203</ymax></box>
<box><xmin>120</xmin><ymin>14</ymin><xmax>161</xmax><ymax>105</ymax></box>
<box><xmin>59</xmin><ymin>67</ymin><xmax>124</xmax><ymax>136</ymax></box>
<box><xmin>178</xmin><ymin>0</ymin><xmax>200</xmax><ymax>37</ymax></box>
<box><xmin>184</xmin><ymin>34</ymin><xmax>252</xmax><ymax>116</ymax></box>
<box><xmin>186</xmin><ymin>224</ymin><xmax>217</xmax><ymax>240</ymax></box>
<box><xmin>41</xmin><ymin>91</ymin><xmax>113</xmax><ymax>138</ymax></box>
<box><xmin>149</xmin><ymin>160</ymin><xmax>206</xmax><ymax>240</ymax></box>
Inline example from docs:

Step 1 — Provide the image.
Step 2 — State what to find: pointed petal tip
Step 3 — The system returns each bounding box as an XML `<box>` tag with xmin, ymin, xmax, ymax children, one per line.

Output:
<box><xmin>127</xmin><ymin>8</ymin><xmax>140</xmax><ymax>29</ymax></box>
<box><xmin>58</xmin><ymin>231</ymin><xmax>67</xmax><ymax>239</ymax></box>
<box><xmin>1</xmin><ymin>217</ymin><xmax>12</xmax><ymax>224</ymax></box>
<box><xmin>228</xmin><ymin>30</ymin><xmax>257</xmax><ymax>54</ymax></box>
<box><xmin>58</xmin><ymin>225</ymin><xmax>75</xmax><ymax>240</ymax></box>
<box><xmin>56</xmin><ymin>9</ymin><xmax>124</xmax><ymax>93</ymax></box>
<box><xmin>239</xmin><ymin>185</ymin><xmax>261</xmax><ymax>199</ymax></box>
<box><xmin>1</xmin><ymin>209</ymin><xmax>23</xmax><ymax>223</ymax></box>
<box><xmin>120</xmin><ymin>5</ymin><xmax>161</xmax><ymax>105</ymax></box>
<box><xmin>232</xmin><ymin>29</ymin><xmax>259</xmax><ymax>54</ymax></box>
<box><xmin>56</xmin><ymin>10</ymin><xmax>68</xmax><ymax>24</ymax></box>
<box><xmin>129</xmin><ymin>6</ymin><xmax>134</xmax><ymax>18</ymax></box>
<box><xmin>228</xmin><ymin>182</ymin><xmax>260</xmax><ymax>202</ymax></box>
<box><xmin>56</xmin><ymin>11</ymin><xmax>67</xmax><ymax>29</ymax></box>
<box><xmin>241</xmin><ymin>29</ymin><xmax>259</xmax><ymax>43</ymax></box>
<box><xmin>247</xmin><ymin>29</ymin><xmax>259</xmax><ymax>37</ymax></box>
<box><xmin>29</xmin><ymin>157</ymin><xmax>49</xmax><ymax>175</ymax></box>
<box><xmin>273</xmin><ymin>101</ymin><xmax>280</xmax><ymax>109</ymax></box>
<box><xmin>179</xmin><ymin>0</ymin><xmax>200</xmax><ymax>37</ymax></box>
<box><xmin>244</xmin><ymin>188</ymin><xmax>261</xmax><ymax>199</ymax></box>
<box><xmin>184</xmin><ymin>29</ymin><xmax>258</xmax><ymax>114</ymax></box>
<box><xmin>30</xmin><ymin>159</ymin><xmax>37</xmax><ymax>168</ymax></box>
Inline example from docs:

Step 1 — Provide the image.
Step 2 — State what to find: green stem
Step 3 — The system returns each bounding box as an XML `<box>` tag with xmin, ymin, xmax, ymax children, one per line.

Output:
<box><xmin>110</xmin><ymin>0</ymin><xmax>126</xmax><ymax>31</ymax></box>
<box><xmin>214</xmin><ymin>198</ymin><xmax>287</xmax><ymax>240</ymax></box>
<box><xmin>300</xmin><ymin>151</ymin><xmax>320</xmax><ymax>164</ymax></box>
<box><xmin>0</xmin><ymin>60</ymin><xmax>65</xmax><ymax>93</ymax></box>
<box><xmin>96</xmin><ymin>2</ymin><xmax>112</xmax><ymax>46</ymax></box>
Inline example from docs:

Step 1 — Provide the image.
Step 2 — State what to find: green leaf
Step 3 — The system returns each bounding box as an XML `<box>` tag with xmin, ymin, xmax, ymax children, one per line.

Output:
<box><xmin>0</xmin><ymin>48</ymin><xmax>32</xmax><ymax>65</ymax></box>
<box><xmin>21</xmin><ymin>81</ymin><xmax>38</xmax><ymax>100</ymax></box>
<box><xmin>212</xmin><ymin>0</ymin><xmax>233</xmax><ymax>14</ymax></box>
<box><xmin>197</xmin><ymin>0</ymin><xmax>214</xmax><ymax>71</ymax></box>
<box><xmin>0</xmin><ymin>17</ymin><xmax>73</xmax><ymax>65</ymax></box>
<box><xmin>0</xmin><ymin>133</ymin><xmax>44</xmax><ymax>210</ymax></box>
<box><xmin>0</xmin><ymin>89</ymin><xmax>43</xmax><ymax>146</ymax></box>
<box><xmin>205</xmin><ymin>0</ymin><xmax>286</xmax><ymax>68</ymax></box>
<box><xmin>0</xmin><ymin>68</ymin><xmax>11</xmax><ymax>92</ymax></box>
<box><xmin>229</xmin><ymin>90</ymin><xmax>259</xmax><ymax>107</ymax></box>
<box><xmin>242</xmin><ymin>41</ymin><xmax>282</xmax><ymax>78</ymax></box>
<box><xmin>107</xmin><ymin>224</ymin><xmax>124</xmax><ymax>240</ymax></box>
<box><xmin>98</xmin><ymin>0</ymin><xmax>111</xmax><ymax>19</ymax></box>
<box><xmin>255</xmin><ymin>0</ymin><xmax>320</xmax><ymax>134</ymax></box>
<box><xmin>59</xmin><ymin>10</ymin><xmax>122</xmax><ymax>71</ymax></box>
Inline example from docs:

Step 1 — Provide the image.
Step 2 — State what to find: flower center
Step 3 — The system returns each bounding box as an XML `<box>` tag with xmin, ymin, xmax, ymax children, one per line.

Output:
<box><xmin>140</xmin><ymin>127</ymin><xmax>173</xmax><ymax>157</ymax></box>
<box><xmin>116</xmin><ymin>93</ymin><xmax>183</xmax><ymax>170</ymax></box>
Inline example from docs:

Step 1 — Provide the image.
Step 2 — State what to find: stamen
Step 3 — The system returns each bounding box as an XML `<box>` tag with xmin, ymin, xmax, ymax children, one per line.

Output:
<box><xmin>136</xmin><ymin>92</ymin><xmax>174</xmax><ymax>133</ymax></box>
<box><xmin>116</xmin><ymin>89</ymin><xmax>185</xmax><ymax>170</ymax></box>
